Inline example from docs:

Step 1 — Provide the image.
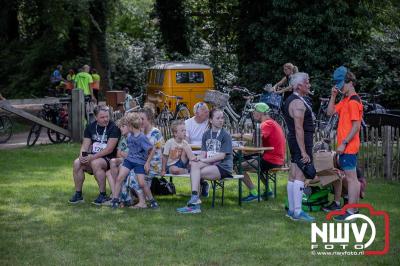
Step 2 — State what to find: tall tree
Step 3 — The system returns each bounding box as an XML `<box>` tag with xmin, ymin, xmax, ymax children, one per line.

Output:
<box><xmin>154</xmin><ymin>0</ymin><xmax>191</xmax><ymax>58</ymax></box>
<box><xmin>89</xmin><ymin>0</ymin><xmax>113</xmax><ymax>91</ymax></box>
<box><xmin>236</xmin><ymin>0</ymin><xmax>373</xmax><ymax>95</ymax></box>
<box><xmin>0</xmin><ymin>1</ymin><xmax>19</xmax><ymax>42</ymax></box>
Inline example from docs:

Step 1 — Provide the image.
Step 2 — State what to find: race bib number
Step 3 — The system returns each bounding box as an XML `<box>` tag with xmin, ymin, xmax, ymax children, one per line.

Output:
<box><xmin>92</xmin><ymin>142</ymin><xmax>107</xmax><ymax>154</ymax></box>
<box><xmin>207</xmin><ymin>151</ymin><xmax>218</xmax><ymax>159</ymax></box>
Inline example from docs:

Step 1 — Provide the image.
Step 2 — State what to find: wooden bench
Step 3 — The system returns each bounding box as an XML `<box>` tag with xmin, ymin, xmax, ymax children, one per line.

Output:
<box><xmin>263</xmin><ymin>167</ymin><xmax>290</xmax><ymax>200</ymax></box>
<box><xmin>163</xmin><ymin>174</ymin><xmax>244</xmax><ymax>207</ymax></box>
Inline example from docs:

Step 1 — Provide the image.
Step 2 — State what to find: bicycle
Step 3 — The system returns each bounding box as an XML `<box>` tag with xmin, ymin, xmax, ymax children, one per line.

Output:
<box><xmin>315</xmin><ymin>92</ymin><xmax>386</xmax><ymax>141</ymax></box>
<box><xmin>315</xmin><ymin>97</ymin><xmax>339</xmax><ymax>140</ymax></box>
<box><xmin>84</xmin><ymin>96</ymin><xmax>96</xmax><ymax>124</ymax></box>
<box><xmin>0</xmin><ymin>114</ymin><xmax>13</xmax><ymax>144</ymax></box>
<box><xmin>259</xmin><ymin>84</ymin><xmax>288</xmax><ymax>135</ymax></box>
<box><xmin>155</xmin><ymin>90</ymin><xmax>191</xmax><ymax>126</ymax></box>
<box><xmin>112</xmin><ymin>93</ymin><xmax>144</xmax><ymax>121</ymax></box>
<box><xmin>27</xmin><ymin>103</ymin><xmax>70</xmax><ymax>146</ymax></box>
<box><xmin>221</xmin><ymin>86</ymin><xmax>262</xmax><ymax>133</ymax></box>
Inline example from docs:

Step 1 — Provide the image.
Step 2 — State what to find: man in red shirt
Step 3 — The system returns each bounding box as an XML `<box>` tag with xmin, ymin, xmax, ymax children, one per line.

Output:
<box><xmin>327</xmin><ymin>66</ymin><xmax>363</xmax><ymax>220</ymax></box>
<box><xmin>241</xmin><ymin>102</ymin><xmax>286</xmax><ymax>202</ymax></box>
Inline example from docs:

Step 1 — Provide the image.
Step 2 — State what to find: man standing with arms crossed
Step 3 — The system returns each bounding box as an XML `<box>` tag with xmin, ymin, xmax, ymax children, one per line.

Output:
<box><xmin>284</xmin><ymin>72</ymin><xmax>317</xmax><ymax>222</ymax></box>
<box><xmin>327</xmin><ymin>66</ymin><xmax>363</xmax><ymax>220</ymax></box>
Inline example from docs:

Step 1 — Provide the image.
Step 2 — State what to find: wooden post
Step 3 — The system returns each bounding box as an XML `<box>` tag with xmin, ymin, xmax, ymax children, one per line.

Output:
<box><xmin>383</xmin><ymin>126</ymin><xmax>393</xmax><ymax>180</ymax></box>
<box><xmin>71</xmin><ymin>89</ymin><xmax>84</xmax><ymax>142</ymax></box>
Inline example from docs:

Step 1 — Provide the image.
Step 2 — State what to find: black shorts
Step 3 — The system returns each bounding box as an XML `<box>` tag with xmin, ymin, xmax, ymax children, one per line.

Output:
<box><xmin>216</xmin><ymin>165</ymin><xmax>233</xmax><ymax>179</ymax></box>
<box><xmin>84</xmin><ymin>156</ymin><xmax>111</xmax><ymax>175</ymax></box>
<box><xmin>102</xmin><ymin>156</ymin><xmax>111</xmax><ymax>170</ymax></box>
<box><xmin>287</xmin><ymin>135</ymin><xmax>316</xmax><ymax>179</ymax></box>
<box><xmin>287</xmin><ymin>134</ymin><xmax>313</xmax><ymax>163</ymax></box>
<box><xmin>260</xmin><ymin>159</ymin><xmax>282</xmax><ymax>173</ymax></box>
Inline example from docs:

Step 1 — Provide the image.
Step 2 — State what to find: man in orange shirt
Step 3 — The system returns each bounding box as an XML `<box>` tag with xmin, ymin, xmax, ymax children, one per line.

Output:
<box><xmin>327</xmin><ymin>66</ymin><xmax>363</xmax><ymax>220</ymax></box>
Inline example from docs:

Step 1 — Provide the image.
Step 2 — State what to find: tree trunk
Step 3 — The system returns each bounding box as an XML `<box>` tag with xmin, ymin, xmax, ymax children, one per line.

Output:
<box><xmin>88</xmin><ymin>0</ymin><xmax>112</xmax><ymax>91</ymax></box>
<box><xmin>0</xmin><ymin>1</ymin><xmax>19</xmax><ymax>42</ymax></box>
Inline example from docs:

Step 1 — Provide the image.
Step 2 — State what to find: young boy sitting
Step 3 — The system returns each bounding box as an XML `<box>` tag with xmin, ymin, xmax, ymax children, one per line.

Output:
<box><xmin>161</xmin><ymin>120</ymin><xmax>195</xmax><ymax>176</ymax></box>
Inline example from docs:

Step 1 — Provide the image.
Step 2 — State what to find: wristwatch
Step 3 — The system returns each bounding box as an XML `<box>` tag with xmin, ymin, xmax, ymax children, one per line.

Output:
<box><xmin>343</xmin><ymin>140</ymin><xmax>349</xmax><ymax>145</ymax></box>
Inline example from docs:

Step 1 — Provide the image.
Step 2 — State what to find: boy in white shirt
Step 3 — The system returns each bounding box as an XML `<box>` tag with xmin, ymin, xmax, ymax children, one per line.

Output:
<box><xmin>162</xmin><ymin>120</ymin><xmax>195</xmax><ymax>176</ymax></box>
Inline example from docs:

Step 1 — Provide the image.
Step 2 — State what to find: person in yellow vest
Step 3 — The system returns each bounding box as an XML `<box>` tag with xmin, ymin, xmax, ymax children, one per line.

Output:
<box><xmin>65</xmin><ymin>69</ymin><xmax>76</xmax><ymax>94</ymax></box>
<box><xmin>90</xmin><ymin>68</ymin><xmax>101</xmax><ymax>101</ymax></box>
<box><xmin>74</xmin><ymin>65</ymin><xmax>95</xmax><ymax>102</ymax></box>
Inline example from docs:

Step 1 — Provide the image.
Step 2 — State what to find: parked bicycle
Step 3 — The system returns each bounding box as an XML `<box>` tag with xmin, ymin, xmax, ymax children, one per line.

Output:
<box><xmin>27</xmin><ymin>103</ymin><xmax>70</xmax><ymax>146</ymax></box>
<box><xmin>259</xmin><ymin>84</ymin><xmax>288</xmax><ymax>135</ymax></box>
<box><xmin>155</xmin><ymin>90</ymin><xmax>191</xmax><ymax>126</ymax></box>
<box><xmin>112</xmin><ymin>93</ymin><xmax>144</xmax><ymax>121</ymax></box>
<box><xmin>315</xmin><ymin>92</ymin><xmax>386</xmax><ymax>141</ymax></box>
<box><xmin>0</xmin><ymin>114</ymin><xmax>13</xmax><ymax>144</ymax></box>
<box><xmin>222</xmin><ymin>86</ymin><xmax>261</xmax><ymax>133</ymax></box>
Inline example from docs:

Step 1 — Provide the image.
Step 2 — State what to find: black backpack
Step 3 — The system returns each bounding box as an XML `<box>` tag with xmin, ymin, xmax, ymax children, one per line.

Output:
<box><xmin>150</xmin><ymin>177</ymin><xmax>176</xmax><ymax>195</ymax></box>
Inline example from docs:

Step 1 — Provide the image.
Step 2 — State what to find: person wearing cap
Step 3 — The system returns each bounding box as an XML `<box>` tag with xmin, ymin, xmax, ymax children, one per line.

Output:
<box><xmin>283</xmin><ymin>72</ymin><xmax>317</xmax><ymax>222</ymax></box>
<box><xmin>240</xmin><ymin>102</ymin><xmax>286</xmax><ymax>202</ymax></box>
<box><xmin>327</xmin><ymin>66</ymin><xmax>363</xmax><ymax>221</ymax></box>
<box><xmin>74</xmin><ymin>64</ymin><xmax>95</xmax><ymax>102</ymax></box>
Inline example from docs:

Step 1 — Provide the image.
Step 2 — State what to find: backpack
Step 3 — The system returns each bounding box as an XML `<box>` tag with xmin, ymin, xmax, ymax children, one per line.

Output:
<box><xmin>150</xmin><ymin>177</ymin><xmax>176</xmax><ymax>195</ymax></box>
<box><xmin>285</xmin><ymin>186</ymin><xmax>330</xmax><ymax>212</ymax></box>
<box><xmin>301</xmin><ymin>186</ymin><xmax>330</xmax><ymax>212</ymax></box>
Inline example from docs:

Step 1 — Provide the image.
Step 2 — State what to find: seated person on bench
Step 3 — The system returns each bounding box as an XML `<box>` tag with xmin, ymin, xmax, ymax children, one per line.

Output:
<box><xmin>69</xmin><ymin>105</ymin><xmax>121</xmax><ymax>205</ymax></box>
<box><xmin>177</xmin><ymin>108</ymin><xmax>233</xmax><ymax>214</ymax></box>
<box><xmin>161</xmin><ymin>120</ymin><xmax>195</xmax><ymax>176</ymax></box>
<box><xmin>239</xmin><ymin>103</ymin><xmax>286</xmax><ymax>202</ymax></box>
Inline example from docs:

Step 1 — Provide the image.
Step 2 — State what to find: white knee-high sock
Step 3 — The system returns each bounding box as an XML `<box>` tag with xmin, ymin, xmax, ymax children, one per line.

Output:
<box><xmin>287</xmin><ymin>181</ymin><xmax>294</xmax><ymax>212</ymax></box>
<box><xmin>293</xmin><ymin>180</ymin><xmax>304</xmax><ymax>216</ymax></box>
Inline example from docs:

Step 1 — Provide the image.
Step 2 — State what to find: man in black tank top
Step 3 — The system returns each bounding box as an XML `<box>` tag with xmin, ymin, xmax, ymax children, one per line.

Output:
<box><xmin>283</xmin><ymin>72</ymin><xmax>316</xmax><ymax>222</ymax></box>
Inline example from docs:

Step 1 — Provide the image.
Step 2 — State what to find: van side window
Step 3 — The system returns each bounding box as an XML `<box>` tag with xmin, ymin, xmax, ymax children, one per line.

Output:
<box><xmin>156</xmin><ymin>70</ymin><xmax>165</xmax><ymax>85</ymax></box>
<box><xmin>176</xmin><ymin>72</ymin><xmax>204</xmax><ymax>83</ymax></box>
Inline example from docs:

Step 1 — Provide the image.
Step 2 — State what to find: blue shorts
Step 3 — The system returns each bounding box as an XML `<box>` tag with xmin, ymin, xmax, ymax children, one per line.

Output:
<box><xmin>338</xmin><ymin>154</ymin><xmax>357</xmax><ymax>171</ymax></box>
<box><xmin>122</xmin><ymin>159</ymin><xmax>145</xmax><ymax>174</ymax></box>
<box><xmin>166</xmin><ymin>159</ymin><xmax>188</xmax><ymax>174</ymax></box>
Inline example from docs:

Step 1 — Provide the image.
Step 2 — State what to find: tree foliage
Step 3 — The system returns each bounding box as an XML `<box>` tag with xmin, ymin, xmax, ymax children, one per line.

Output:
<box><xmin>154</xmin><ymin>0</ymin><xmax>191</xmax><ymax>59</ymax></box>
<box><xmin>0</xmin><ymin>0</ymin><xmax>399</xmax><ymax>109</ymax></box>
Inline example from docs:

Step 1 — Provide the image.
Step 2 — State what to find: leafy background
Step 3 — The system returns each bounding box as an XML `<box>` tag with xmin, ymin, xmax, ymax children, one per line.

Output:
<box><xmin>0</xmin><ymin>0</ymin><xmax>399</xmax><ymax>108</ymax></box>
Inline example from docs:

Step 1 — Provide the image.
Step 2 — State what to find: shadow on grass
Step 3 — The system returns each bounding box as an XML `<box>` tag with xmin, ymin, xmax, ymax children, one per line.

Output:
<box><xmin>0</xmin><ymin>144</ymin><xmax>399</xmax><ymax>265</ymax></box>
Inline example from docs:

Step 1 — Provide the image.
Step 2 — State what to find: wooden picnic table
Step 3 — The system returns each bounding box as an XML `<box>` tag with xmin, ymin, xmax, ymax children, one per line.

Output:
<box><xmin>233</xmin><ymin>146</ymin><xmax>274</xmax><ymax>203</ymax></box>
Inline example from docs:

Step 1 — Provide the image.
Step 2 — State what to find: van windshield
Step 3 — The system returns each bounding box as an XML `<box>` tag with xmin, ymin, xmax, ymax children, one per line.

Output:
<box><xmin>147</xmin><ymin>70</ymin><xmax>165</xmax><ymax>85</ymax></box>
<box><xmin>176</xmin><ymin>71</ymin><xmax>204</xmax><ymax>83</ymax></box>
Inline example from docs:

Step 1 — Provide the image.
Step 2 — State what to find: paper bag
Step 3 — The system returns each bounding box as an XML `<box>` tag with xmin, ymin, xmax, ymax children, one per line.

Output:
<box><xmin>313</xmin><ymin>151</ymin><xmax>339</xmax><ymax>186</ymax></box>
<box><xmin>313</xmin><ymin>151</ymin><xmax>335</xmax><ymax>172</ymax></box>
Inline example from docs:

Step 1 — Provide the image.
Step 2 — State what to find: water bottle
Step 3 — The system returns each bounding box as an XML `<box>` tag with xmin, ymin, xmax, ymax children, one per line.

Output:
<box><xmin>254</xmin><ymin>123</ymin><xmax>261</xmax><ymax>147</ymax></box>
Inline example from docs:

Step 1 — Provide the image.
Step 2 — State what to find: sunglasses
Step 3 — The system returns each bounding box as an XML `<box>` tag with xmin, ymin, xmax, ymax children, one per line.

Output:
<box><xmin>195</xmin><ymin>102</ymin><xmax>206</xmax><ymax>113</ymax></box>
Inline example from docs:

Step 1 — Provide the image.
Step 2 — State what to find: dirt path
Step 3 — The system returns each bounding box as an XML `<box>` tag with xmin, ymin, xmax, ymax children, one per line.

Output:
<box><xmin>0</xmin><ymin>130</ymin><xmax>52</xmax><ymax>150</ymax></box>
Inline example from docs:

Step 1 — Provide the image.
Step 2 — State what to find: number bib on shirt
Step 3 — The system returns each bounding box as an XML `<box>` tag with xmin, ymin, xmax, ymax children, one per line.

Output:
<box><xmin>92</xmin><ymin>142</ymin><xmax>107</xmax><ymax>154</ymax></box>
<box><xmin>207</xmin><ymin>150</ymin><xmax>218</xmax><ymax>159</ymax></box>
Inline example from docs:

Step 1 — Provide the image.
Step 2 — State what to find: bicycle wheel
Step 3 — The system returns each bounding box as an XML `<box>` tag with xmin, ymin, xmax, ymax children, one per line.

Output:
<box><xmin>270</xmin><ymin>111</ymin><xmax>288</xmax><ymax>136</ymax></box>
<box><xmin>47</xmin><ymin>128</ymin><xmax>67</xmax><ymax>143</ymax></box>
<box><xmin>174</xmin><ymin>106</ymin><xmax>191</xmax><ymax>120</ymax></box>
<box><xmin>238</xmin><ymin>113</ymin><xmax>254</xmax><ymax>134</ymax></box>
<box><xmin>157</xmin><ymin>110</ymin><xmax>173</xmax><ymax>138</ymax></box>
<box><xmin>0</xmin><ymin>115</ymin><xmax>13</xmax><ymax>143</ymax></box>
<box><xmin>223</xmin><ymin>110</ymin><xmax>235</xmax><ymax>133</ymax></box>
<box><xmin>27</xmin><ymin>124</ymin><xmax>42</xmax><ymax>147</ymax></box>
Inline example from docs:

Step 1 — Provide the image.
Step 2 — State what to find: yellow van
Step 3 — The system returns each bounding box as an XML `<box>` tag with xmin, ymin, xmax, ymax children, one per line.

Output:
<box><xmin>145</xmin><ymin>62</ymin><xmax>215</xmax><ymax>115</ymax></box>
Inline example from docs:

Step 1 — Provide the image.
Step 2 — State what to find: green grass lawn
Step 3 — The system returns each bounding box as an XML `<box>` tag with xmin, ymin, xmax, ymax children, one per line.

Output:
<box><xmin>0</xmin><ymin>144</ymin><xmax>399</xmax><ymax>265</ymax></box>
